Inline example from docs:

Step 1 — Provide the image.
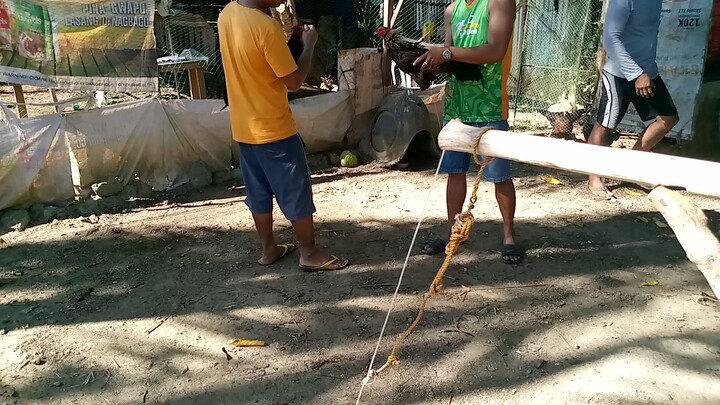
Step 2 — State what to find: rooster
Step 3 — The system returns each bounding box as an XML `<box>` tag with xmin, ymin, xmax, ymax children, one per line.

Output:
<box><xmin>219</xmin><ymin>25</ymin><xmax>305</xmax><ymax>110</ymax></box>
<box><xmin>374</xmin><ymin>26</ymin><xmax>485</xmax><ymax>91</ymax></box>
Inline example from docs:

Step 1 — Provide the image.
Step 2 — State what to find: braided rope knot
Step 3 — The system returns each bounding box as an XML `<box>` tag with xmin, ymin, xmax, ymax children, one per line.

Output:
<box><xmin>379</xmin><ymin>124</ymin><xmax>497</xmax><ymax>374</ymax></box>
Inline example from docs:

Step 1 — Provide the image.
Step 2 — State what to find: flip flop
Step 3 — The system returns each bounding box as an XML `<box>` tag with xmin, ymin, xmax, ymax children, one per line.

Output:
<box><xmin>299</xmin><ymin>255</ymin><xmax>350</xmax><ymax>272</ymax></box>
<box><xmin>258</xmin><ymin>244</ymin><xmax>296</xmax><ymax>266</ymax></box>
<box><xmin>421</xmin><ymin>237</ymin><xmax>446</xmax><ymax>256</ymax></box>
<box><xmin>588</xmin><ymin>186</ymin><xmax>615</xmax><ymax>201</ymax></box>
<box><xmin>501</xmin><ymin>239</ymin><xmax>524</xmax><ymax>265</ymax></box>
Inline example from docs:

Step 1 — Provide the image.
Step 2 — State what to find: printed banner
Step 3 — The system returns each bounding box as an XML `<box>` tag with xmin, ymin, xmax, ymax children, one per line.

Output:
<box><xmin>618</xmin><ymin>0</ymin><xmax>714</xmax><ymax>140</ymax></box>
<box><xmin>0</xmin><ymin>0</ymin><xmax>157</xmax><ymax>92</ymax></box>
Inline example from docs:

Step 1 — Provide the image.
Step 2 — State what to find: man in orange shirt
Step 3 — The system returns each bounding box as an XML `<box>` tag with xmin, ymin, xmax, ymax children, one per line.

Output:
<box><xmin>218</xmin><ymin>0</ymin><xmax>349</xmax><ymax>271</ymax></box>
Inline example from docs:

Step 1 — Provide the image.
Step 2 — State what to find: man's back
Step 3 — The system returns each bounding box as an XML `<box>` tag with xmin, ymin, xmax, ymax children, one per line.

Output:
<box><xmin>218</xmin><ymin>3</ymin><xmax>297</xmax><ymax>144</ymax></box>
<box><xmin>603</xmin><ymin>0</ymin><xmax>662</xmax><ymax>80</ymax></box>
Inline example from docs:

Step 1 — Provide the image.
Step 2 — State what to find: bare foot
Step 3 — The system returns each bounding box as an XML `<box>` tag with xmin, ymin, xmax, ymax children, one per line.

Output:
<box><xmin>258</xmin><ymin>244</ymin><xmax>296</xmax><ymax>266</ymax></box>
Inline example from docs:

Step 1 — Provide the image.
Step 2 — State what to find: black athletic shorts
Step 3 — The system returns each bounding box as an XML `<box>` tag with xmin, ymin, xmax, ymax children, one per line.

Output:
<box><xmin>596</xmin><ymin>71</ymin><xmax>678</xmax><ymax>130</ymax></box>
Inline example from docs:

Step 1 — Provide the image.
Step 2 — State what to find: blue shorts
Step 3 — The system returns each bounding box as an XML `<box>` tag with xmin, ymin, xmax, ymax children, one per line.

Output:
<box><xmin>439</xmin><ymin>120</ymin><xmax>512</xmax><ymax>183</ymax></box>
<box><xmin>237</xmin><ymin>134</ymin><xmax>316</xmax><ymax>221</ymax></box>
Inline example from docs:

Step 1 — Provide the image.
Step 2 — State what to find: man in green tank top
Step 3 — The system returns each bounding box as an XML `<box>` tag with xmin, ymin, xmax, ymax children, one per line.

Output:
<box><xmin>414</xmin><ymin>0</ymin><xmax>522</xmax><ymax>264</ymax></box>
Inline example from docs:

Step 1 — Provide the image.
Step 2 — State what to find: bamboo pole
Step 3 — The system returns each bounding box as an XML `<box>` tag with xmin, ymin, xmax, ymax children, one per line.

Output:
<box><xmin>649</xmin><ymin>187</ymin><xmax>720</xmax><ymax>298</ymax></box>
<box><xmin>437</xmin><ymin>119</ymin><xmax>720</xmax><ymax>198</ymax></box>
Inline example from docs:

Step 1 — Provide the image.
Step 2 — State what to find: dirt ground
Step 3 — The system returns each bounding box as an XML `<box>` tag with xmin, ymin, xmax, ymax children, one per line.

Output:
<box><xmin>1</xmin><ymin>151</ymin><xmax>720</xmax><ymax>405</ymax></box>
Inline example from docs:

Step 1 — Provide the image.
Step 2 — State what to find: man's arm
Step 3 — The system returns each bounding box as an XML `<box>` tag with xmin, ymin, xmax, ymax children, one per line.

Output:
<box><xmin>603</xmin><ymin>0</ymin><xmax>643</xmax><ymax>81</ymax></box>
<box><xmin>281</xmin><ymin>25</ymin><xmax>318</xmax><ymax>91</ymax></box>
<box><xmin>448</xmin><ymin>0</ymin><xmax>514</xmax><ymax>64</ymax></box>
<box><xmin>443</xmin><ymin>2</ymin><xmax>455</xmax><ymax>47</ymax></box>
<box><xmin>603</xmin><ymin>1</ymin><xmax>654</xmax><ymax>97</ymax></box>
<box><xmin>262</xmin><ymin>22</ymin><xmax>317</xmax><ymax>92</ymax></box>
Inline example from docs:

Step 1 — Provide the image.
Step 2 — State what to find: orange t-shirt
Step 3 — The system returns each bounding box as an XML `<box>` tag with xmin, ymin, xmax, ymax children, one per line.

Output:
<box><xmin>218</xmin><ymin>3</ymin><xmax>298</xmax><ymax>144</ymax></box>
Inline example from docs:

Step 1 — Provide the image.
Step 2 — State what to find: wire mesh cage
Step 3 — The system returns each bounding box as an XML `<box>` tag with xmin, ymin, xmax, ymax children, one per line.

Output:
<box><xmin>154</xmin><ymin>3</ymin><xmax>225</xmax><ymax>100</ymax></box>
<box><xmin>512</xmin><ymin>0</ymin><xmax>603</xmax><ymax>116</ymax></box>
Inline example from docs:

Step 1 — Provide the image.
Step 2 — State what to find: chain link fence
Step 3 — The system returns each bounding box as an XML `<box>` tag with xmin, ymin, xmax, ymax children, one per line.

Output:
<box><xmin>512</xmin><ymin>0</ymin><xmax>603</xmax><ymax>131</ymax></box>
<box><xmin>392</xmin><ymin>0</ymin><xmax>452</xmax><ymax>85</ymax></box>
<box><xmin>1</xmin><ymin>0</ymin><xmax>604</xmax><ymax>129</ymax></box>
<box><xmin>154</xmin><ymin>3</ymin><xmax>224</xmax><ymax>100</ymax></box>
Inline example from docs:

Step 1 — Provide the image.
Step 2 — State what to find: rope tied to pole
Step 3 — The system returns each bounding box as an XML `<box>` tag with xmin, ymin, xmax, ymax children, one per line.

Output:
<box><xmin>368</xmin><ymin>125</ymin><xmax>496</xmax><ymax>377</ymax></box>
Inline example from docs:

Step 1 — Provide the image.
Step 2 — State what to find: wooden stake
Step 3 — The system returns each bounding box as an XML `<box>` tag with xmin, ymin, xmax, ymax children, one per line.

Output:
<box><xmin>390</xmin><ymin>0</ymin><xmax>404</xmax><ymax>28</ymax></box>
<box><xmin>437</xmin><ymin>119</ymin><xmax>720</xmax><ymax>198</ymax></box>
<box><xmin>12</xmin><ymin>85</ymin><xmax>27</xmax><ymax>118</ymax></box>
<box><xmin>382</xmin><ymin>0</ymin><xmax>395</xmax><ymax>87</ymax></box>
<box><xmin>648</xmin><ymin>187</ymin><xmax>720</xmax><ymax>298</ymax></box>
<box><xmin>48</xmin><ymin>88</ymin><xmax>59</xmax><ymax>113</ymax></box>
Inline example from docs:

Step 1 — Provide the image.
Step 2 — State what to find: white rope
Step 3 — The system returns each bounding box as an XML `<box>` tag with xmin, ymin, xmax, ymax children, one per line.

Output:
<box><xmin>355</xmin><ymin>150</ymin><xmax>445</xmax><ymax>405</ymax></box>
<box><xmin>355</xmin><ymin>80</ymin><xmax>446</xmax><ymax>404</ymax></box>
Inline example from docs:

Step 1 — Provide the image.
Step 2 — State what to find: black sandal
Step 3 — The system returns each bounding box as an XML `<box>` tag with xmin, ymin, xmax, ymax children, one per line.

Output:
<box><xmin>421</xmin><ymin>237</ymin><xmax>446</xmax><ymax>256</ymax></box>
<box><xmin>501</xmin><ymin>239</ymin><xmax>524</xmax><ymax>265</ymax></box>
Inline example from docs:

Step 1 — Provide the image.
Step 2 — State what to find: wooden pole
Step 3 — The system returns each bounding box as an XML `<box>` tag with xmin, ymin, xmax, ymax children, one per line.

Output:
<box><xmin>390</xmin><ymin>0</ymin><xmax>404</xmax><ymax>28</ymax></box>
<box><xmin>382</xmin><ymin>0</ymin><xmax>395</xmax><ymax>87</ymax></box>
<box><xmin>48</xmin><ymin>88</ymin><xmax>59</xmax><ymax>113</ymax></box>
<box><xmin>648</xmin><ymin>187</ymin><xmax>720</xmax><ymax>298</ymax></box>
<box><xmin>12</xmin><ymin>85</ymin><xmax>27</xmax><ymax>118</ymax></box>
<box><xmin>437</xmin><ymin>119</ymin><xmax>720</xmax><ymax>198</ymax></box>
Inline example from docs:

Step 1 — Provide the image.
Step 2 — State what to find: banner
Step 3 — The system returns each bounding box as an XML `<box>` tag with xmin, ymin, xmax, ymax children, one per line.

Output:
<box><xmin>0</xmin><ymin>0</ymin><xmax>157</xmax><ymax>92</ymax></box>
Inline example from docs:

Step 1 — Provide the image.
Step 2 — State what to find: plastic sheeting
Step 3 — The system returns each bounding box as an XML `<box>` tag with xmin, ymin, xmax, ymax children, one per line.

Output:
<box><xmin>0</xmin><ymin>91</ymin><xmax>353</xmax><ymax>210</ymax></box>
<box><xmin>0</xmin><ymin>107</ymin><xmax>72</xmax><ymax>210</ymax></box>
<box><xmin>66</xmin><ymin>99</ymin><xmax>232</xmax><ymax>191</ymax></box>
<box><xmin>291</xmin><ymin>90</ymin><xmax>353</xmax><ymax>153</ymax></box>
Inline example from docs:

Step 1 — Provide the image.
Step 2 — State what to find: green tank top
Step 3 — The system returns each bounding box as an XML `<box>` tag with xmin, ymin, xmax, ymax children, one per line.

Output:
<box><xmin>444</xmin><ymin>0</ymin><xmax>503</xmax><ymax>123</ymax></box>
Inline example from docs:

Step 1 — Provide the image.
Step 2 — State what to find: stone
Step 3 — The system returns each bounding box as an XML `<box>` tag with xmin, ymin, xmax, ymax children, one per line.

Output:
<box><xmin>98</xmin><ymin>196</ymin><xmax>125</xmax><ymax>210</ymax></box>
<box><xmin>306</xmin><ymin>153</ymin><xmax>332</xmax><ymax>172</ymax></box>
<box><xmin>77</xmin><ymin>187</ymin><xmax>93</xmax><ymax>200</ymax></box>
<box><xmin>212</xmin><ymin>170</ymin><xmax>235</xmax><ymax>185</ymax></box>
<box><xmin>1</xmin><ymin>210</ymin><xmax>30</xmax><ymax>232</ymax></box>
<box><xmin>136</xmin><ymin>181</ymin><xmax>154</xmax><ymax>198</ymax></box>
<box><xmin>43</xmin><ymin>206</ymin><xmax>60</xmax><ymax>221</ymax></box>
<box><xmin>77</xmin><ymin>199</ymin><xmax>100</xmax><ymax>216</ymax></box>
<box><xmin>29</xmin><ymin>204</ymin><xmax>45</xmax><ymax>222</ymax></box>
<box><xmin>92</xmin><ymin>179</ymin><xmax>123</xmax><ymax>198</ymax></box>
<box><xmin>231</xmin><ymin>168</ymin><xmax>244</xmax><ymax>185</ymax></box>
<box><xmin>120</xmin><ymin>183</ymin><xmax>138</xmax><ymax>200</ymax></box>
<box><xmin>189</xmin><ymin>161</ymin><xmax>213</xmax><ymax>189</ymax></box>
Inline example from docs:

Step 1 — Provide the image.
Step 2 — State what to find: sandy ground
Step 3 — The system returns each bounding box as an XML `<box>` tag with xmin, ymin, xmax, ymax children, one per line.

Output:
<box><xmin>1</xmin><ymin>154</ymin><xmax>719</xmax><ymax>404</ymax></box>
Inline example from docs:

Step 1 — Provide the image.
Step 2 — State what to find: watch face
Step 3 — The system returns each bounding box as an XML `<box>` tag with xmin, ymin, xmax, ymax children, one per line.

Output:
<box><xmin>443</xmin><ymin>49</ymin><xmax>451</xmax><ymax>60</ymax></box>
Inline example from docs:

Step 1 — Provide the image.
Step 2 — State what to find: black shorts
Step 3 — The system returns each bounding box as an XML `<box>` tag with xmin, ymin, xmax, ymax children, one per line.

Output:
<box><xmin>596</xmin><ymin>71</ymin><xmax>678</xmax><ymax>130</ymax></box>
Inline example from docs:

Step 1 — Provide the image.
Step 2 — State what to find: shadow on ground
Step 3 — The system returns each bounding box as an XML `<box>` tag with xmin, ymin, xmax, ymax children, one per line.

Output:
<box><xmin>2</xmin><ymin>204</ymin><xmax>719</xmax><ymax>404</ymax></box>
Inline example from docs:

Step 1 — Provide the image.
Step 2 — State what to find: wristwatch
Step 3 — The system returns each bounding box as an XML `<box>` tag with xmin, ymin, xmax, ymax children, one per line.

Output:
<box><xmin>442</xmin><ymin>47</ymin><xmax>452</xmax><ymax>61</ymax></box>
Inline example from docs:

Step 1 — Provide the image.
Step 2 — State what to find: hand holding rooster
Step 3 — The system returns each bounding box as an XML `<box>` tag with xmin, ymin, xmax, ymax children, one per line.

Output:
<box><xmin>413</xmin><ymin>46</ymin><xmax>446</xmax><ymax>71</ymax></box>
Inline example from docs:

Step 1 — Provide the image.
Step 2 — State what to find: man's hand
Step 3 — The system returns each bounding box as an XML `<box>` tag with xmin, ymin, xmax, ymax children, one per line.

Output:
<box><xmin>301</xmin><ymin>24</ymin><xmax>318</xmax><ymax>48</ymax></box>
<box><xmin>414</xmin><ymin>47</ymin><xmax>446</xmax><ymax>71</ymax></box>
<box><xmin>635</xmin><ymin>73</ymin><xmax>654</xmax><ymax>98</ymax></box>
